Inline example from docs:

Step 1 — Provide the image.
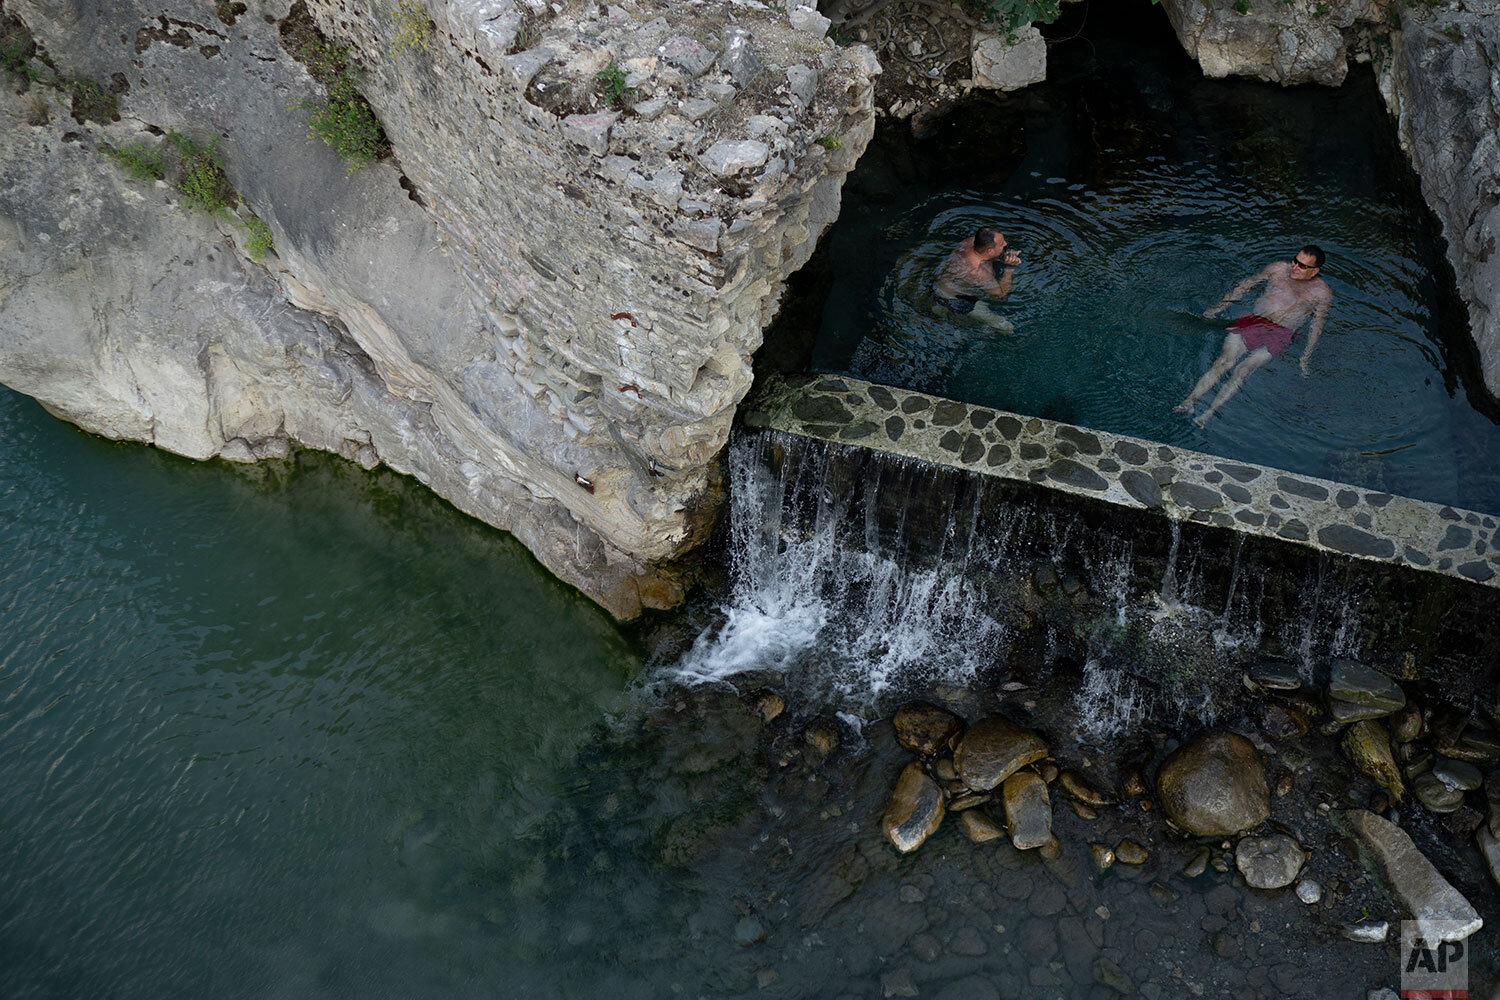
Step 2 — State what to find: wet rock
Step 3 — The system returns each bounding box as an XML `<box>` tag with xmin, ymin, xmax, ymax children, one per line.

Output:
<box><xmin>1039</xmin><ymin>762</ymin><xmax>1059</xmax><ymax>783</ymax></box>
<box><xmin>1486</xmin><ymin>774</ymin><xmax>1500</xmax><ymax>838</ymax></box>
<box><xmin>950</xmin><ymin>926</ymin><xmax>989</xmax><ymax>956</ymax></box>
<box><xmin>948</xmin><ymin>792</ymin><xmax>991</xmax><ymax>812</ymax></box>
<box><xmin>1069</xmin><ymin>800</ymin><xmax>1098</xmax><ymax>820</ymax></box>
<box><xmin>1060</xmin><ymin>770</ymin><xmax>1109</xmax><ymax>806</ymax></box>
<box><xmin>1296</xmin><ymin>878</ymin><xmax>1323</xmax><ymax>904</ymax></box>
<box><xmin>1441</xmin><ymin>805</ymin><xmax>1483</xmax><ymax>839</ymax></box>
<box><xmin>881</xmin><ymin>967</ymin><xmax>918</xmax><ymax>998</ymax></box>
<box><xmin>1250</xmin><ymin>662</ymin><xmax>1302</xmax><ymax>690</ymax></box>
<box><xmin>1116</xmin><ymin>839</ymin><xmax>1148</xmax><ymax>865</ymax></box>
<box><xmin>1274</xmin><ymin>773</ymin><xmax>1294</xmax><ymax>798</ymax></box>
<box><xmin>893</xmin><ymin>702</ymin><xmax>964</xmax><ymax>757</ymax></box>
<box><xmin>1155</xmin><ymin>730</ymin><xmax>1269</xmax><ymax>836</ymax></box>
<box><xmin>1435</xmin><ymin>759</ymin><xmax>1483</xmax><ymax>791</ymax></box>
<box><xmin>1341</xmin><ymin>720</ymin><xmax>1405</xmax><ymax>801</ymax></box>
<box><xmin>954</xmin><ymin>717</ymin><xmax>1047</xmax><ymax>792</ymax></box>
<box><xmin>734</xmin><ymin>915</ymin><xmax>766</xmax><ymax>946</ymax></box>
<box><xmin>1259</xmin><ymin>701</ymin><xmax>1310</xmax><ymax>740</ymax></box>
<box><xmin>1091</xmin><ymin>843</ymin><xmax>1115</xmax><ymax>871</ymax></box>
<box><xmin>1341</xmin><ymin>920</ymin><xmax>1389</xmax><ymax>943</ymax></box>
<box><xmin>1413</xmin><ymin>772</ymin><xmax>1465</xmax><ymax>814</ymax></box>
<box><xmin>1184</xmin><ymin>849</ymin><xmax>1209</xmax><ymax>877</ymax></box>
<box><xmin>1002</xmin><ymin>771</ymin><xmax>1053</xmax><ymax>850</ymax></box>
<box><xmin>933</xmin><ymin>757</ymin><xmax>957</xmax><ymax>782</ymax></box>
<box><xmin>1345</xmin><ymin>809</ymin><xmax>1483</xmax><ymax>941</ymax></box>
<box><xmin>1328</xmin><ymin>660</ymin><xmax>1406</xmax><ymax>713</ymax></box>
<box><xmin>1391</xmin><ymin>703</ymin><xmax>1423</xmax><ymax>743</ymax></box>
<box><xmin>882</xmin><ymin>761</ymin><xmax>945</xmax><ymax>853</ymax></box>
<box><xmin>805</xmin><ymin>723</ymin><xmax>839</xmax><ymax>755</ymax></box>
<box><xmin>1122</xmin><ymin>767</ymin><xmax>1147</xmax><ymax>797</ymax></box>
<box><xmin>909</xmin><ymin>932</ymin><xmax>941</xmax><ymax>963</ymax></box>
<box><xmin>1477</xmin><ymin>824</ymin><xmax>1500</xmax><ymax>889</ymax></box>
<box><xmin>1329</xmin><ymin>698</ymin><xmax>1396</xmax><ymax>723</ymax></box>
<box><xmin>1234</xmin><ymin>834</ymin><xmax>1306</xmax><ymax>889</ymax></box>
<box><xmin>1093</xmin><ymin>956</ymin><xmax>1134</xmax><ymax>995</ymax></box>
<box><xmin>755</xmin><ymin>692</ymin><xmax>785</xmax><ymax>723</ymax></box>
<box><xmin>958</xmin><ymin>809</ymin><xmax>1005</xmax><ymax>843</ymax></box>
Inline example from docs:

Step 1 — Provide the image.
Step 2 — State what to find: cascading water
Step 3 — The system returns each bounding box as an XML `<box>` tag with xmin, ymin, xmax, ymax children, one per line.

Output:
<box><xmin>672</xmin><ymin>431</ymin><xmax>1014</xmax><ymax>705</ymax></box>
<box><xmin>670</xmin><ymin>428</ymin><xmax>1379</xmax><ymax>730</ymax></box>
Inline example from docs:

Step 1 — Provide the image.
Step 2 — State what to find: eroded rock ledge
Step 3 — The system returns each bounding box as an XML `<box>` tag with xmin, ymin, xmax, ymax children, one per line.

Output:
<box><xmin>0</xmin><ymin>0</ymin><xmax>877</xmax><ymax>618</ymax></box>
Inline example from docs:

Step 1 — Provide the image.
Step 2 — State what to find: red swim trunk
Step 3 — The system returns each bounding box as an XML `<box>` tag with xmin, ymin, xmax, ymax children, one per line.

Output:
<box><xmin>1229</xmin><ymin>314</ymin><xmax>1294</xmax><ymax>357</ymax></box>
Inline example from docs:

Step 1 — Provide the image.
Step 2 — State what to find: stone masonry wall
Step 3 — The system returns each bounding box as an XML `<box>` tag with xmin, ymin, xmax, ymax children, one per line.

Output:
<box><xmin>0</xmin><ymin>0</ymin><xmax>878</xmax><ymax>617</ymax></box>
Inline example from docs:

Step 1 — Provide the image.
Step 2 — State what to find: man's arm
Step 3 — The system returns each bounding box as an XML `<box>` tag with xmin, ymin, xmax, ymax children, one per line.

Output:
<box><xmin>984</xmin><ymin>249</ymin><xmax>1022</xmax><ymax>300</ymax></box>
<box><xmin>1204</xmin><ymin>264</ymin><xmax>1275</xmax><ymax>318</ymax></box>
<box><xmin>1298</xmin><ymin>291</ymin><xmax>1332</xmax><ymax>375</ymax></box>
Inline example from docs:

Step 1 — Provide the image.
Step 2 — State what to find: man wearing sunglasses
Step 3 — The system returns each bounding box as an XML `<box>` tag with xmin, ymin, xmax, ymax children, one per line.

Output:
<box><xmin>934</xmin><ymin>226</ymin><xmax>1022</xmax><ymax>332</ymax></box>
<box><xmin>1175</xmin><ymin>245</ymin><xmax>1332</xmax><ymax>427</ymax></box>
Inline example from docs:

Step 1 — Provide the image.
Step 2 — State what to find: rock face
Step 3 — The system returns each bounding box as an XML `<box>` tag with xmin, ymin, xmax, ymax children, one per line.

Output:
<box><xmin>970</xmin><ymin>26</ymin><xmax>1046</xmax><ymax>91</ymax></box>
<box><xmin>1158</xmin><ymin>0</ymin><xmax>1380</xmax><ymax>85</ymax></box>
<box><xmin>0</xmin><ymin>0</ymin><xmax>879</xmax><ymax>618</ymax></box>
<box><xmin>883</xmin><ymin>761</ymin><xmax>946</xmax><ymax>853</ymax></box>
<box><xmin>953</xmin><ymin>717</ymin><xmax>1048</xmax><ymax>792</ymax></box>
<box><xmin>1155</xmin><ymin>730</ymin><xmax>1269</xmax><ymax>836</ymax></box>
<box><xmin>1380</xmin><ymin>8</ymin><xmax>1500</xmax><ymax>400</ymax></box>
<box><xmin>1345</xmin><ymin>809</ymin><xmax>1483</xmax><ymax>942</ymax></box>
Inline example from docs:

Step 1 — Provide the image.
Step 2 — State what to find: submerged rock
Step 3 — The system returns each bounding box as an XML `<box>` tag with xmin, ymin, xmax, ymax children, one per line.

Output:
<box><xmin>957</xmin><ymin>809</ymin><xmax>1005</xmax><ymax>844</ymax></box>
<box><xmin>1234</xmin><ymin>834</ymin><xmax>1306</xmax><ymax>890</ymax></box>
<box><xmin>954</xmin><ymin>717</ymin><xmax>1047</xmax><ymax>792</ymax></box>
<box><xmin>882</xmin><ymin>762</ymin><xmax>945</xmax><ymax>853</ymax></box>
<box><xmin>1391</xmin><ymin>703</ymin><xmax>1424</xmax><ymax>743</ymax></box>
<box><xmin>893</xmin><ymin>702</ymin><xmax>964</xmax><ymax>757</ymax></box>
<box><xmin>1412</xmin><ymin>773</ymin><xmax>1465</xmax><ymax>814</ymax></box>
<box><xmin>1091</xmin><ymin>843</ymin><xmax>1115</xmax><ymax>871</ymax></box>
<box><xmin>1345</xmin><ymin>809</ymin><xmax>1483</xmax><ymax>942</ymax></box>
<box><xmin>1115</xmin><ymin>839</ymin><xmax>1148</xmax><ymax>865</ymax></box>
<box><xmin>1155</xmin><ymin>730</ymin><xmax>1269</xmax><ymax>836</ymax></box>
<box><xmin>1259</xmin><ymin>701</ymin><xmax>1310</xmax><ymax>740</ymax></box>
<box><xmin>1434</xmin><ymin>759</ymin><xmax>1483</xmax><ymax>791</ymax></box>
<box><xmin>1002</xmin><ymin>771</ymin><xmax>1053</xmax><ymax>850</ymax></box>
<box><xmin>1059</xmin><ymin>770</ymin><xmax>1108</xmax><ymax>806</ymax></box>
<box><xmin>1342</xmin><ymin>720</ymin><xmax>1405</xmax><ymax>801</ymax></box>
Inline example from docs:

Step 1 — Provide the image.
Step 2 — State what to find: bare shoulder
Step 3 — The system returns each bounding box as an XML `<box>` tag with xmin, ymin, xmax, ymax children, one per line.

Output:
<box><xmin>1314</xmin><ymin>278</ymin><xmax>1333</xmax><ymax>301</ymax></box>
<box><xmin>1267</xmin><ymin>261</ymin><xmax>1293</xmax><ymax>277</ymax></box>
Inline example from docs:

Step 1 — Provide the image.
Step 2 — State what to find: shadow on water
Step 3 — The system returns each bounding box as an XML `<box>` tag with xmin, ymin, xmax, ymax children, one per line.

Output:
<box><xmin>764</xmin><ymin>0</ymin><xmax>1500</xmax><ymax>514</ymax></box>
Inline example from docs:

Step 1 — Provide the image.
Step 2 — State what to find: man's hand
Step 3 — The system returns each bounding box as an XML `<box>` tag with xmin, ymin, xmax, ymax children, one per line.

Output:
<box><xmin>1203</xmin><ymin>303</ymin><xmax>1224</xmax><ymax>319</ymax></box>
<box><xmin>1001</xmin><ymin>249</ymin><xmax>1021</xmax><ymax>268</ymax></box>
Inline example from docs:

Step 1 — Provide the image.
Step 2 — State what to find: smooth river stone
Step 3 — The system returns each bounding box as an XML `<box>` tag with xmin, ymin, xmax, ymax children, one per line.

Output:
<box><xmin>1413</xmin><ymin>772</ymin><xmax>1465</xmax><ymax>813</ymax></box>
<box><xmin>1120</xmin><ymin>469</ymin><xmax>1163</xmax><ymax>509</ymax></box>
<box><xmin>1329</xmin><ymin>660</ymin><xmax>1406</xmax><ymax>712</ymax></box>
<box><xmin>1317</xmin><ymin>524</ymin><xmax>1396</xmax><ymax>559</ymax></box>
<box><xmin>1345</xmin><ymin>809</ymin><xmax>1483</xmax><ymax>942</ymax></box>
<box><xmin>1168</xmin><ymin>481</ymin><xmax>1223</xmax><ymax>511</ymax></box>
<box><xmin>954</xmin><ymin>717</ymin><xmax>1048</xmax><ymax>792</ymax></box>
<box><xmin>1002</xmin><ymin>771</ymin><xmax>1052</xmax><ymax>850</ymax></box>
<box><xmin>893</xmin><ymin>702</ymin><xmax>965</xmax><ymax>757</ymax></box>
<box><xmin>1155</xmin><ymin>729</ymin><xmax>1269</xmax><ymax>836</ymax></box>
<box><xmin>958</xmin><ymin>809</ymin><xmax>1006</xmax><ymax>844</ymax></box>
<box><xmin>882</xmin><ymin>761</ymin><xmax>945</xmax><ymax>853</ymax></box>
<box><xmin>1277</xmin><ymin>475</ymin><xmax>1329</xmax><ymax>501</ymax></box>
<box><xmin>1235</xmin><ymin>834</ymin><xmax>1306</xmax><ymax>889</ymax></box>
<box><xmin>1047</xmin><ymin>459</ymin><xmax>1108</xmax><ymax>491</ymax></box>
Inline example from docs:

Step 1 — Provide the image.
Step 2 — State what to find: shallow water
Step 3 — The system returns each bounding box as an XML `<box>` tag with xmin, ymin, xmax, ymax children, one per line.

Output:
<box><xmin>805</xmin><ymin>4</ymin><xmax>1500</xmax><ymax>513</ymax></box>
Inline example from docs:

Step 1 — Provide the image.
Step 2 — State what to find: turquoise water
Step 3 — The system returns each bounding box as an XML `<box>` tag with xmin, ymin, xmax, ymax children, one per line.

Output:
<box><xmin>0</xmin><ymin>387</ymin><xmax>649</xmax><ymax>998</ymax></box>
<box><xmin>807</xmin><ymin>6</ymin><xmax>1500</xmax><ymax>513</ymax></box>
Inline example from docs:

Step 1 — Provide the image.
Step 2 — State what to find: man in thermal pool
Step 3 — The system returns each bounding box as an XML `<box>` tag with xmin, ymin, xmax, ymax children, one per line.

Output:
<box><xmin>1175</xmin><ymin>245</ymin><xmax>1333</xmax><ymax>427</ymax></box>
<box><xmin>933</xmin><ymin>226</ymin><xmax>1022</xmax><ymax>332</ymax></box>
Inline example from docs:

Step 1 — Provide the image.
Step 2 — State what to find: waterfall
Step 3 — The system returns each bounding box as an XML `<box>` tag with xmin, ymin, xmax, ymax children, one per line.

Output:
<box><xmin>671</xmin><ymin>432</ymin><xmax>1013</xmax><ymax>706</ymax></box>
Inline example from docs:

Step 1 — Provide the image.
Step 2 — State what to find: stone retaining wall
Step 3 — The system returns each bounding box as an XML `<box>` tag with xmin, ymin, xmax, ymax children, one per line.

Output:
<box><xmin>746</xmin><ymin>373</ymin><xmax>1500</xmax><ymax>590</ymax></box>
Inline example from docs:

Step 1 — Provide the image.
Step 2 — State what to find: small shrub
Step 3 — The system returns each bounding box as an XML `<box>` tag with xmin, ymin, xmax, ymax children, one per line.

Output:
<box><xmin>69</xmin><ymin>76</ymin><xmax>119</xmax><ymax>124</ymax></box>
<box><xmin>817</xmin><ymin>134</ymin><xmax>843</xmax><ymax>151</ymax></box>
<box><xmin>1</xmin><ymin>13</ymin><xmax>37</xmax><ymax>83</ymax></box>
<box><xmin>391</xmin><ymin>0</ymin><xmax>433</xmax><ymax>53</ymax></box>
<box><xmin>241</xmin><ymin>215</ymin><xmax>274</xmax><ymax>262</ymax></box>
<box><xmin>166</xmin><ymin>131</ymin><xmax>235</xmax><ymax>215</ymax></box>
<box><xmin>1233</xmin><ymin>0</ymin><xmax>1251</xmax><ymax>13</ymax></box>
<box><xmin>594</xmin><ymin>59</ymin><xmax>633</xmax><ymax>109</ymax></box>
<box><xmin>301</xmin><ymin>77</ymin><xmax>390</xmax><ymax>168</ymax></box>
<box><xmin>103</xmin><ymin>140</ymin><xmax>165</xmax><ymax>181</ymax></box>
<box><xmin>25</xmin><ymin>92</ymin><xmax>49</xmax><ymax>125</ymax></box>
<box><xmin>509</xmin><ymin>14</ymin><xmax>541</xmax><ymax>54</ymax></box>
<box><xmin>1444</xmin><ymin>22</ymin><xmax>1464</xmax><ymax>39</ymax></box>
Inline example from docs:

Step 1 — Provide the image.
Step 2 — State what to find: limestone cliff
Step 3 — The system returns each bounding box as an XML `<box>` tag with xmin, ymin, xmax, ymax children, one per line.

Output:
<box><xmin>0</xmin><ymin>0</ymin><xmax>878</xmax><ymax>617</ymax></box>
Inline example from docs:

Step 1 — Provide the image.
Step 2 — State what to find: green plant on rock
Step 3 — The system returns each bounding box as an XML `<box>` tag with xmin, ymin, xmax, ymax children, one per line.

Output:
<box><xmin>1233</xmin><ymin>0</ymin><xmax>1252</xmax><ymax>13</ymax></box>
<box><xmin>390</xmin><ymin>0</ymin><xmax>433</xmax><ymax>54</ymax></box>
<box><xmin>817</xmin><ymin>134</ymin><xmax>843</xmax><ymax>151</ymax></box>
<box><xmin>594</xmin><ymin>59</ymin><xmax>633</xmax><ymax>109</ymax></box>
<box><xmin>69</xmin><ymin>76</ymin><xmax>119</xmax><ymax>124</ymax></box>
<box><xmin>1</xmin><ymin>13</ymin><xmax>38</xmax><ymax>83</ymax></box>
<box><xmin>166</xmin><ymin>131</ymin><xmax>235</xmax><ymax>216</ymax></box>
<box><xmin>1444</xmin><ymin>22</ymin><xmax>1464</xmax><ymax>39</ymax></box>
<box><xmin>959</xmin><ymin>0</ymin><xmax>1062</xmax><ymax>33</ymax></box>
<box><xmin>102</xmin><ymin>139</ymin><xmax>165</xmax><ymax>181</ymax></box>
<box><xmin>241</xmin><ymin>215</ymin><xmax>274</xmax><ymax>262</ymax></box>
<box><xmin>291</xmin><ymin>39</ymin><xmax>391</xmax><ymax>170</ymax></box>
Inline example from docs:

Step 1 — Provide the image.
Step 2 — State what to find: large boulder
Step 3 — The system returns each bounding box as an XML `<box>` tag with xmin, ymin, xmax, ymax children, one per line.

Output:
<box><xmin>971</xmin><ymin>26</ymin><xmax>1046</xmax><ymax>92</ymax></box>
<box><xmin>893</xmin><ymin>702</ymin><xmax>965</xmax><ymax>757</ymax></box>
<box><xmin>1158</xmin><ymin>0</ymin><xmax>1379</xmax><ymax>85</ymax></box>
<box><xmin>882</xmin><ymin>761</ymin><xmax>946</xmax><ymax>853</ymax></box>
<box><xmin>1155</xmin><ymin>730</ymin><xmax>1269</xmax><ymax>836</ymax></box>
<box><xmin>954</xmin><ymin>717</ymin><xmax>1048</xmax><ymax>792</ymax></box>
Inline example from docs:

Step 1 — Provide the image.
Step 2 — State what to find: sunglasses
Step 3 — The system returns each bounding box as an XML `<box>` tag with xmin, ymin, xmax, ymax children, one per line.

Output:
<box><xmin>1292</xmin><ymin>259</ymin><xmax>1319</xmax><ymax>271</ymax></box>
